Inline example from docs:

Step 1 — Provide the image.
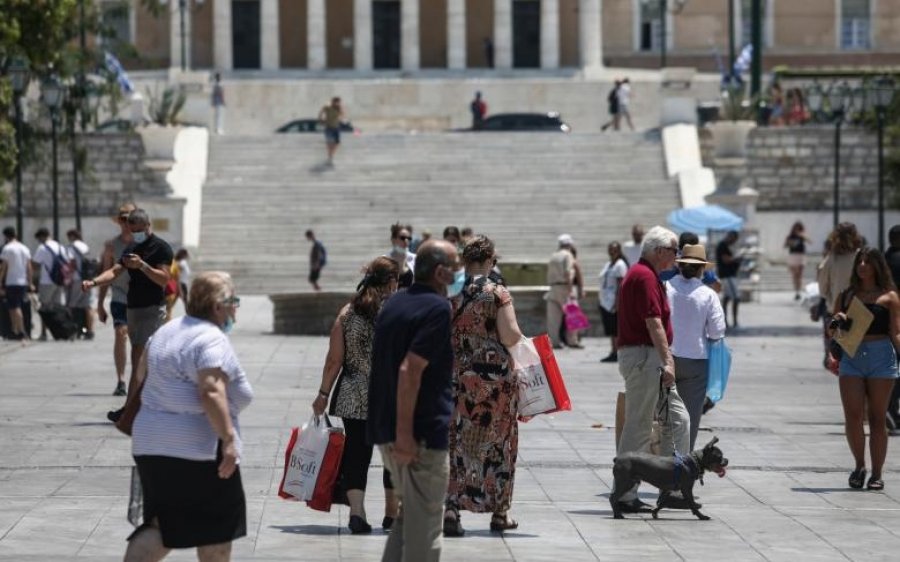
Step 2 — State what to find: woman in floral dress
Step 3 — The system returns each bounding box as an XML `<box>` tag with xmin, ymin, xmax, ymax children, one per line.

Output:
<box><xmin>444</xmin><ymin>236</ymin><xmax>525</xmax><ymax>536</ymax></box>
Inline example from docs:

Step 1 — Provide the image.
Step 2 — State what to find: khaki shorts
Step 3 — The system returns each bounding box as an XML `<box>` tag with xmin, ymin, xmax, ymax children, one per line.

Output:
<box><xmin>127</xmin><ymin>305</ymin><xmax>166</xmax><ymax>347</ymax></box>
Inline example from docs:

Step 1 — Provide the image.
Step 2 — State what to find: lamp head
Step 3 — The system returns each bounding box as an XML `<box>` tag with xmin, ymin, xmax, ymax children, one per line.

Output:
<box><xmin>41</xmin><ymin>75</ymin><xmax>64</xmax><ymax>110</ymax></box>
<box><xmin>9</xmin><ymin>56</ymin><xmax>30</xmax><ymax>95</ymax></box>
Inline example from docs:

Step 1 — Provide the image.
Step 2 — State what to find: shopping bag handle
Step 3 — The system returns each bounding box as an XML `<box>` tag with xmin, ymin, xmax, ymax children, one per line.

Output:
<box><xmin>314</xmin><ymin>413</ymin><xmax>334</xmax><ymax>429</ymax></box>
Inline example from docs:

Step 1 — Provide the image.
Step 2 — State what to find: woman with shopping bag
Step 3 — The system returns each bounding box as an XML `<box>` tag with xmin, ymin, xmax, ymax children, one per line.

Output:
<box><xmin>125</xmin><ymin>272</ymin><xmax>253</xmax><ymax>562</ymax></box>
<box><xmin>310</xmin><ymin>256</ymin><xmax>400</xmax><ymax>534</ymax></box>
<box><xmin>444</xmin><ymin>236</ymin><xmax>526</xmax><ymax>536</ymax></box>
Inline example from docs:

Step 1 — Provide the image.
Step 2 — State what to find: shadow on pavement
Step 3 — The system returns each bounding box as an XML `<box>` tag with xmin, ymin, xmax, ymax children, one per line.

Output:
<box><xmin>790</xmin><ymin>487</ymin><xmax>856</xmax><ymax>494</ymax></box>
<box><xmin>728</xmin><ymin>325</ymin><xmax>822</xmax><ymax>337</ymax></box>
<box><xmin>270</xmin><ymin>524</ymin><xmax>338</xmax><ymax>535</ymax></box>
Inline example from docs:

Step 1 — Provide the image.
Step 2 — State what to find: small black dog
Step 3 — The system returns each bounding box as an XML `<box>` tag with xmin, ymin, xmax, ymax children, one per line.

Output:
<box><xmin>609</xmin><ymin>437</ymin><xmax>728</xmax><ymax>520</ymax></box>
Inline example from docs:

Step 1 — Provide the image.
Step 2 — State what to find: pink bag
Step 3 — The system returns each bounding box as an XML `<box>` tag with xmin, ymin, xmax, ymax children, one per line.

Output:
<box><xmin>563</xmin><ymin>300</ymin><xmax>590</xmax><ymax>332</ymax></box>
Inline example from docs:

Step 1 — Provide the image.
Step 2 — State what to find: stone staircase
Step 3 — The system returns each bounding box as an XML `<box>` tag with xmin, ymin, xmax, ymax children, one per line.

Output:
<box><xmin>198</xmin><ymin>132</ymin><xmax>680</xmax><ymax>294</ymax></box>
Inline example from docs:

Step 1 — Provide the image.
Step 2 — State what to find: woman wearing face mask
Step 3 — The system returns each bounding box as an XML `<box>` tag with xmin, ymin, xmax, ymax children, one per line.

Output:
<box><xmin>313</xmin><ymin>257</ymin><xmax>401</xmax><ymax>534</ymax></box>
<box><xmin>387</xmin><ymin>223</ymin><xmax>416</xmax><ymax>288</ymax></box>
<box><xmin>443</xmin><ymin>236</ymin><xmax>525</xmax><ymax>537</ymax></box>
<box><xmin>125</xmin><ymin>272</ymin><xmax>253</xmax><ymax>562</ymax></box>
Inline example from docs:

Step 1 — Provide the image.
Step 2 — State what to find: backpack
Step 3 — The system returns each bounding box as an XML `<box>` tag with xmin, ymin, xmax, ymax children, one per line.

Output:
<box><xmin>44</xmin><ymin>244</ymin><xmax>73</xmax><ymax>287</ymax></box>
<box><xmin>70</xmin><ymin>244</ymin><xmax>100</xmax><ymax>280</ymax></box>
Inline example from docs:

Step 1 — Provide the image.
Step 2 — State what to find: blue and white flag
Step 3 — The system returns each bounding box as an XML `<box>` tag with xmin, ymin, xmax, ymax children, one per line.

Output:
<box><xmin>104</xmin><ymin>51</ymin><xmax>134</xmax><ymax>94</ymax></box>
<box><xmin>733</xmin><ymin>44</ymin><xmax>753</xmax><ymax>77</ymax></box>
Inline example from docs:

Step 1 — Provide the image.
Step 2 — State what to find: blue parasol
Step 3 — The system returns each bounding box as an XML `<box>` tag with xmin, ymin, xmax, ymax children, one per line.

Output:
<box><xmin>667</xmin><ymin>205</ymin><xmax>744</xmax><ymax>233</ymax></box>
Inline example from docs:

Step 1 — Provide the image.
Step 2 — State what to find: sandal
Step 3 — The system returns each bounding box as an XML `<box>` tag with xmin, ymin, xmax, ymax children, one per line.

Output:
<box><xmin>443</xmin><ymin>511</ymin><xmax>465</xmax><ymax>538</ymax></box>
<box><xmin>489</xmin><ymin>514</ymin><xmax>519</xmax><ymax>533</ymax></box>
<box><xmin>867</xmin><ymin>476</ymin><xmax>885</xmax><ymax>491</ymax></box>
<box><xmin>849</xmin><ymin>467</ymin><xmax>867</xmax><ymax>489</ymax></box>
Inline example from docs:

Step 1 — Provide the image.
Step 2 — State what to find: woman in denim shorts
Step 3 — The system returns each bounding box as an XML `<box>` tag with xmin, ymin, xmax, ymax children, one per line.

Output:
<box><xmin>830</xmin><ymin>248</ymin><xmax>900</xmax><ymax>492</ymax></box>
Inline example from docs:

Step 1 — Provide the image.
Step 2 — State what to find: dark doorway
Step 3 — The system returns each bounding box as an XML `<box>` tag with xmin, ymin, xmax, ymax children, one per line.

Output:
<box><xmin>513</xmin><ymin>0</ymin><xmax>540</xmax><ymax>68</ymax></box>
<box><xmin>232</xmin><ymin>0</ymin><xmax>261</xmax><ymax>69</ymax></box>
<box><xmin>373</xmin><ymin>1</ymin><xmax>401</xmax><ymax>69</ymax></box>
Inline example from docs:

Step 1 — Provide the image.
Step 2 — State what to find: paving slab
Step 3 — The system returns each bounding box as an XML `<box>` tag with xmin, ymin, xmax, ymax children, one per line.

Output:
<box><xmin>0</xmin><ymin>292</ymin><xmax>898</xmax><ymax>561</ymax></box>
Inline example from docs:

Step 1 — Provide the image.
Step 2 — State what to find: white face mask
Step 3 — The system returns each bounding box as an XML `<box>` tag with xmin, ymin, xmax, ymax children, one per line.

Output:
<box><xmin>446</xmin><ymin>268</ymin><xmax>466</xmax><ymax>298</ymax></box>
<box><xmin>132</xmin><ymin>231</ymin><xmax>148</xmax><ymax>244</ymax></box>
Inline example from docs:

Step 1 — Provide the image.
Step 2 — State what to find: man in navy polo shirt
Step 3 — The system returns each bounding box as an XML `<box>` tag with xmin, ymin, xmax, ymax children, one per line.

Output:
<box><xmin>369</xmin><ymin>239</ymin><xmax>462</xmax><ymax>562</ymax></box>
<box><xmin>614</xmin><ymin>225</ymin><xmax>691</xmax><ymax>512</ymax></box>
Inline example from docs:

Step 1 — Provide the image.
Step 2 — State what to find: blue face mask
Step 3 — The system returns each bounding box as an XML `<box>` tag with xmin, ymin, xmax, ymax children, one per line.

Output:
<box><xmin>447</xmin><ymin>268</ymin><xmax>466</xmax><ymax>298</ymax></box>
<box><xmin>132</xmin><ymin>231</ymin><xmax>147</xmax><ymax>244</ymax></box>
<box><xmin>221</xmin><ymin>316</ymin><xmax>234</xmax><ymax>334</ymax></box>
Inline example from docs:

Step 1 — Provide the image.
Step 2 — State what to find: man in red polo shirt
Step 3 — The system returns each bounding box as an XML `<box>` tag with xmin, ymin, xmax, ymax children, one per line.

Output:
<box><xmin>613</xmin><ymin>225</ymin><xmax>691</xmax><ymax>512</ymax></box>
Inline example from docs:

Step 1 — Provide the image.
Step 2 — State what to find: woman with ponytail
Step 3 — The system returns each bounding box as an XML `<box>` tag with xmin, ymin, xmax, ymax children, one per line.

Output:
<box><xmin>311</xmin><ymin>256</ymin><xmax>400</xmax><ymax>534</ymax></box>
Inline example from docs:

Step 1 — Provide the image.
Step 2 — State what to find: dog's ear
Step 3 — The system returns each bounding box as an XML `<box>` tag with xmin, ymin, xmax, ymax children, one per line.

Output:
<box><xmin>706</xmin><ymin>436</ymin><xmax>719</xmax><ymax>448</ymax></box>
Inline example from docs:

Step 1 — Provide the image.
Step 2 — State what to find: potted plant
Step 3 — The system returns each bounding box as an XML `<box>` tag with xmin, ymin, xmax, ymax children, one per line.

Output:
<box><xmin>707</xmin><ymin>85</ymin><xmax>758</xmax><ymax>159</ymax></box>
<box><xmin>139</xmin><ymin>85</ymin><xmax>187</xmax><ymax>161</ymax></box>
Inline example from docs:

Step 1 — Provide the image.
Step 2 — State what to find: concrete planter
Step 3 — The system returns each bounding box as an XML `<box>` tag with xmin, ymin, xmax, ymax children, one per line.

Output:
<box><xmin>708</xmin><ymin>120</ymin><xmax>756</xmax><ymax>159</ymax></box>
<box><xmin>138</xmin><ymin>124</ymin><xmax>181</xmax><ymax>161</ymax></box>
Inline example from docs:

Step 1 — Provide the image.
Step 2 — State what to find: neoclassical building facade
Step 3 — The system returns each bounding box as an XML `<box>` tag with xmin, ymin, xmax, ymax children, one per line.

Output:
<box><xmin>109</xmin><ymin>0</ymin><xmax>900</xmax><ymax>72</ymax></box>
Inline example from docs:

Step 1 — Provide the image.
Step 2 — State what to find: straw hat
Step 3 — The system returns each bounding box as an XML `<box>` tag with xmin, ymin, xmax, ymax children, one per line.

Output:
<box><xmin>675</xmin><ymin>244</ymin><xmax>709</xmax><ymax>265</ymax></box>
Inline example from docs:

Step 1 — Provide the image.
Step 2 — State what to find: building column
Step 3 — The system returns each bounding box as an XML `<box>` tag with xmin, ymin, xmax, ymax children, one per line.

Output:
<box><xmin>447</xmin><ymin>0</ymin><xmax>466</xmax><ymax>69</ymax></box>
<box><xmin>579</xmin><ymin>0</ymin><xmax>603</xmax><ymax>69</ymax></box>
<box><xmin>260</xmin><ymin>0</ymin><xmax>280</xmax><ymax>70</ymax></box>
<box><xmin>401</xmin><ymin>0</ymin><xmax>420</xmax><ymax>70</ymax></box>
<box><xmin>213</xmin><ymin>0</ymin><xmax>232</xmax><ymax>70</ymax></box>
<box><xmin>494</xmin><ymin>0</ymin><xmax>512</xmax><ymax>69</ymax></box>
<box><xmin>308</xmin><ymin>0</ymin><xmax>326</xmax><ymax>69</ymax></box>
<box><xmin>354</xmin><ymin>0</ymin><xmax>373</xmax><ymax>71</ymax></box>
<box><xmin>541</xmin><ymin>0</ymin><xmax>560</xmax><ymax>68</ymax></box>
<box><xmin>169</xmin><ymin>0</ymin><xmax>192</xmax><ymax>70</ymax></box>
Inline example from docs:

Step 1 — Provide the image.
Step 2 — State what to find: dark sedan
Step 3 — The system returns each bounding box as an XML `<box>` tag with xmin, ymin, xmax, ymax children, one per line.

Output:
<box><xmin>475</xmin><ymin>112</ymin><xmax>571</xmax><ymax>132</ymax></box>
<box><xmin>276</xmin><ymin>119</ymin><xmax>355</xmax><ymax>133</ymax></box>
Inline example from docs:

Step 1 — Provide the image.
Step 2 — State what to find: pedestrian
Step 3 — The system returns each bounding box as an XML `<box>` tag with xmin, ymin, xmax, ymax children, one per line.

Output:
<box><xmin>817</xmin><ymin>222</ymin><xmax>862</xmax><ymax>368</ymax></box>
<box><xmin>211</xmin><ymin>72</ymin><xmax>225</xmax><ymax>135</ymax></box>
<box><xmin>828</xmin><ymin>248</ymin><xmax>899</xmax><ymax>491</ymax></box>
<box><xmin>443</xmin><ymin>236</ymin><xmax>525</xmax><ymax>537</ymax></box>
<box><xmin>616</xmin><ymin>77</ymin><xmax>635</xmax><ymax>131</ymax></box>
<box><xmin>406</xmin><ymin>224</ymin><xmax>422</xmax><ymax>253</ymax></box>
<box><xmin>125</xmin><ymin>272</ymin><xmax>253</xmax><ymax>561</ymax></box>
<box><xmin>883</xmin><ymin>225</ymin><xmax>900</xmax><ymax>431</ymax></box>
<box><xmin>368</xmin><ymin>239</ymin><xmax>460</xmax><ymax>562</ymax></box>
<box><xmin>0</xmin><ymin>227</ymin><xmax>33</xmax><ymax>340</ymax></box>
<box><xmin>660</xmin><ymin>232</ymin><xmax>722</xmax><ymax>292</ymax></box>
<box><xmin>599</xmin><ymin>241</ymin><xmax>629</xmax><ymax>362</ymax></box>
<box><xmin>65</xmin><ymin>229</ymin><xmax>95</xmax><ymax>339</ymax></box>
<box><xmin>312</xmin><ymin>257</ymin><xmax>401</xmax><ymax>534</ymax></box>
<box><xmin>443</xmin><ymin>226</ymin><xmax>461</xmax><ymax>248</ymax></box>
<box><xmin>601</xmin><ymin>80</ymin><xmax>621</xmax><ymax>131</ymax></box>
<box><xmin>614</xmin><ymin>225</ymin><xmax>690</xmax><ymax>513</ymax></box>
<box><xmin>483</xmin><ymin>37</ymin><xmax>494</xmax><ymax>68</ymax></box>
<box><xmin>622</xmin><ymin>224</ymin><xmax>644</xmax><ymax>269</ymax></box>
<box><xmin>175</xmin><ymin>249</ymin><xmax>192</xmax><ymax>308</ymax></box>
<box><xmin>470</xmin><ymin>92</ymin><xmax>487</xmax><ymax>130</ymax></box>
<box><xmin>32</xmin><ymin>227</ymin><xmax>69</xmax><ymax>341</ymax></box>
<box><xmin>318</xmin><ymin>96</ymin><xmax>345</xmax><ymax>165</ymax></box>
<box><xmin>716</xmin><ymin>230</ymin><xmax>743</xmax><ymax>329</ymax></box>
<box><xmin>460</xmin><ymin>226</ymin><xmax>474</xmax><ymax>249</ymax></box>
<box><xmin>785</xmin><ymin>221</ymin><xmax>811</xmax><ymax>301</ymax></box>
<box><xmin>666</xmin><ymin>244</ymin><xmax>726</xmax><ymax>450</ymax></box>
<box><xmin>387</xmin><ymin>223</ymin><xmax>416</xmax><ymax>288</ymax></box>
<box><xmin>305</xmin><ymin>230</ymin><xmax>326</xmax><ymax>291</ymax></box>
<box><xmin>546</xmin><ymin>234</ymin><xmax>576</xmax><ymax>349</ymax></box>
<box><xmin>97</xmin><ymin>202</ymin><xmax>136</xmax><ymax>396</ymax></box>
<box><xmin>562</xmin><ymin>245</ymin><xmax>586</xmax><ymax>349</ymax></box>
<box><xmin>84</xmin><ymin>209</ymin><xmax>173</xmax><ymax>419</ymax></box>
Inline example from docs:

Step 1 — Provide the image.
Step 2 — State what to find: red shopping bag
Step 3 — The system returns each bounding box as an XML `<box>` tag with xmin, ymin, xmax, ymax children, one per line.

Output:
<box><xmin>532</xmin><ymin>334</ymin><xmax>572</xmax><ymax>413</ymax></box>
<box><xmin>278</xmin><ymin>414</ymin><xmax>345</xmax><ymax>512</ymax></box>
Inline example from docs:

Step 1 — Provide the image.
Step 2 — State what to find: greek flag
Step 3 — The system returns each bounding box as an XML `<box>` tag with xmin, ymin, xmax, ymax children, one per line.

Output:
<box><xmin>104</xmin><ymin>51</ymin><xmax>134</xmax><ymax>94</ymax></box>
<box><xmin>733</xmin><ymin>44</ymin><xmax>753</xmax><ymax>77</ymax></box>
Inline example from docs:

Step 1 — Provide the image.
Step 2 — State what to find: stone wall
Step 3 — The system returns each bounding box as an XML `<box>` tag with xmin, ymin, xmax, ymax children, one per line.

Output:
<box><xmin>701</xmin><ymin>126</ymin><xmax>883</xmax><ymax>211</ymax></box>
<box><xmin>8</xmin><ymin>133</ymin><xmax>169</xmax><ymax>219</ymax></box>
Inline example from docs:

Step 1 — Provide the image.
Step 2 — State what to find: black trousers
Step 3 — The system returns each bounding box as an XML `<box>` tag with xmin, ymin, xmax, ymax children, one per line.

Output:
<box><xmin>339</xmin><ymin>418</ymin><xmax>393</xmax><ymax>492</ymax></box>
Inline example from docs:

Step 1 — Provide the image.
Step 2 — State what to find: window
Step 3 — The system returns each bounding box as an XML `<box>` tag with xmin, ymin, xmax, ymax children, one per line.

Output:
<box><xmin>739</xmin><ymin>0</ymin><xmax>771</xmax><ymax>48</ymax></box>
<box><xmin>639</xmin><ymin>0</ymin><xmax>663</xmax><ymax>52</ymax></box>
<box><xmin>841</xmin><ymin>0</ymin><xmax>871</xmax><ymax>49</ymax></box>
<box><xmin>100</xmin><ymin>1</ymin><xmax>132</xmax><ymax>47</ymax></box>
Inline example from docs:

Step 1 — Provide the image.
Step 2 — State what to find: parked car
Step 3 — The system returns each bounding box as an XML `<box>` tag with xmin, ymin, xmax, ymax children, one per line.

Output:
<box><xmin>475</xmin><ymin>112</ymin><xmax>571</xmax><ymax>132</ymax></box>
<box><xmin>95</xmin><ymin>119</ymin><xmax>134</xmax><ymax>133</ymax></box>
<box><xmin>276</xmin><ymin>119</ymin><xmax>355</xmax><ymax>133</ymax></box>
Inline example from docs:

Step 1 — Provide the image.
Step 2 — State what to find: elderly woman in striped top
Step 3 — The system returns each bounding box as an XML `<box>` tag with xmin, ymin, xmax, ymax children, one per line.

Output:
<box><xmin>127</xmin><ymin>271</ymin><xmax>253</xmax><ymax>562</ymax></box>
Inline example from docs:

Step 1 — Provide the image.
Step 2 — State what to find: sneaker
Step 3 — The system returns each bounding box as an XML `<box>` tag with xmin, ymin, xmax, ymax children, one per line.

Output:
<box><xmin>107</xmin><ymin>407</ymin><xmax>124</xmax><ymax>423</ymax></box>
<box><xmin>83</xmin><ymin>331</ymin><xmax>95</xmax><ymax>340</ymax></box>
<box><xmin>600</xmin><ymin>352</ymin><xmax>618</xmax><ymax>363</ymax></box>
<box><xmin>113</xmin><ymin>381</ymin><xmax>127</xmax><ymax>396</ymax></box>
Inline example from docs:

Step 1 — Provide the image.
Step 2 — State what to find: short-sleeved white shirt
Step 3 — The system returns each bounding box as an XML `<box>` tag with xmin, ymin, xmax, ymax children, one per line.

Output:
<box><xmin>1</xmin><ymin>240</ymin><xmax>32</xmax><ymax>287</ymax></box>
<box><xmin>132</xmin><ymin>316</ymin><xmax>254</xmax><ymax>462</ymax></box>
<box><xmin>68</xmin><ymin>240</ymin><xmax>90</xmax><ymax>282</ymax></box>
<box><xmin>666</xmin><ymin>275</ymin><xmax>727</xmax><ymax>359</ymax></box>
<box><xmin>32</xmin><ymin>239</ymin><xmax>68</xmax><ymax>286</ymax></box>
<box><xmin>599</xmin><ymin>258</ymin><xmax>628</xmax><ymax>312</ymax></box>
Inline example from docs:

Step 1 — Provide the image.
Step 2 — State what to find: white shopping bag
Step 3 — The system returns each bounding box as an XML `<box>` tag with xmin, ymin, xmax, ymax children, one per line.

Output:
<box><xmin>279</xmin><ymin>415</ymin><xmax>331</xmax><ymax>501</ymax></box>
<box><xmin>509</xmin><ymin>337</ymin><xmax>556</xmax><ymax>417</ymax></box>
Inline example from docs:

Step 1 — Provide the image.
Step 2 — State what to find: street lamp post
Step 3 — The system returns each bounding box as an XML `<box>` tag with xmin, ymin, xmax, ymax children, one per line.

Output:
<box><xmin>162</xmin><ymin>0</ymin><xmax>205</xmax><ymax>71</ymax></box>
<box><xmin>9</xmin><ymin>57</ymin><xmax>30</xmax><ymax>239</ymax></box>
<box><xmin>871</xmin><ymin>77</ymin><xmax>896</xmax><ymax>252</ymax></box>
<box><xmin>828</xmin><ymin>82</ymin><xmax>853</xmax><ymax>229</ymax></box>
<box><xmin>67</xmin><ymin>85</ymin><xmax>84</xmax><ymax>233</ymax></box>
<box><xmin>42</xmin><ymin>75</ymin><xmax>64</xmax><ymax>241</ymax></box>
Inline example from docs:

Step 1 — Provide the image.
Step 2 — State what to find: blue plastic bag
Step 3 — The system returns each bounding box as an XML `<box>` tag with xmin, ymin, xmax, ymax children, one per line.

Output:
<box><xmin>706</xmin><ymin>338</ymin><xmax>732</xmax><ymax>403</ymax></box>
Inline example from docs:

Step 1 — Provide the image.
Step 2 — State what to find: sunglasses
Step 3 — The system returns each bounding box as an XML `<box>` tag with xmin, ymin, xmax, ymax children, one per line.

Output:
<box><xmin>221</xmin><ymin>296</ymin><xmax>241</xmax><ymax>308</ymax></box>
<box><xmin>117</xmin><ymin>214</ymin><xmax>130</xmax><ymax>222</ymax></box>
<box><xmin>397</xmin><ymin>236</ymin><xmax>411</xmax><ymax>242</ymax></box>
